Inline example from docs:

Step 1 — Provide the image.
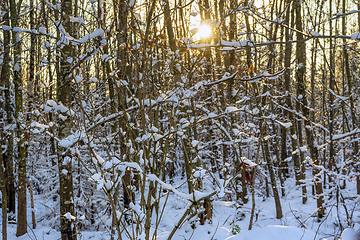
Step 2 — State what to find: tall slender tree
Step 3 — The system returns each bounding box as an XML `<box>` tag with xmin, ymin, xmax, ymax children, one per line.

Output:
<box><xmin>57</xmin><ymin>0</ymin><xmax>77</xmax><ymax>238</ymax></box>
<box><xmin>9</xmin><ymin>0</ymin><xmax>28</xmax><ymax>235</ymax></box>
<box><xmin>294</xmin><ymin>0</ymin><xmax>324</xmax><ymax>217</ymax></box>
<box><xmin>0</xmin><ymin>4</ymin><xmax>9</xmax><ymax>238</ymax></box>
<box><xmin>2</xmin><ymin>0</ymin><xmax>16</xmax><ymax>215</ymax></box>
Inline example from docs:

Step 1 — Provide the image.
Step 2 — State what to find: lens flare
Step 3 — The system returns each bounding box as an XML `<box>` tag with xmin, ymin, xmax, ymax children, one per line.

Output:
<box><xmin>194</xmin><ymin>24</ymin><xmax>212</xmax><ymax>40</ymax></box>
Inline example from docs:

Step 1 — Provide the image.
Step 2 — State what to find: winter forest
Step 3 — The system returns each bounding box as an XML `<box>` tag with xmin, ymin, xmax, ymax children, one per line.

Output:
<box><xmin>2</xmin><ymin>0</ymin><xmax>360</xmax><ymax>239</ymax></box>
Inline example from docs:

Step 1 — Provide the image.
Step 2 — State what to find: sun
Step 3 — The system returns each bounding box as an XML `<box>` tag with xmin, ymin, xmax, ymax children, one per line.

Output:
<box><xmin>194</xmin><ymin>24</ymin><xmax>212</xmax><ymax>40</ymax></box>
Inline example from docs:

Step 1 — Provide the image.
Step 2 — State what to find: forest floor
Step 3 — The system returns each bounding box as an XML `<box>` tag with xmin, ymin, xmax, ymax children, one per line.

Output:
<box><xmin>2</xmin><ymin>173</ymin><xmax>360</xmax><ymax>240</ymax></box>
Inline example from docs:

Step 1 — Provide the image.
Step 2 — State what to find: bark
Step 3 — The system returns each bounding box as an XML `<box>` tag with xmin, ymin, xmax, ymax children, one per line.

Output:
<box><xmin>328</xmin><ymin>0</ymin><xmax>335</xmax><ymax>174</ymax></box>
<box><xmin>227</xmin><ymin>0</ymin><xmax>236</xmax><ymax>69</ymax></box>
<box><xmin>2</xmin><ymin>0</ymin><xmax>16</xmax><ymax>215</ymax></box>
<box><xmin>57</xmin><ymin>0</ymin><xmax>77</xmax><ymax>238</ymax></box>
<box><xmin>182</xmin><ymin>138</ymin><xmax>193</xmax><ymax>193</ymax></box>
<box><xmin>28</xmin><ymin>0</ymin><xmax>36</xmax><ymax>230</ymax></box>
<box><xmin>286</xmin><ymin>0</ymin><xmax>301</xmax><ymax>191</ymax></box>
<box><xmin>28</xmin><ymin>0</ymin><xmax>35</xmax><ymax>119</ymax></box>
<box><xmin>0</xmin><ymin>8</ymin><xmax>7</xmax><ymax>236</ymax></box>
<box><xmin>30</xmin><ymin>180</ymin><xmax>36</xmax><ymax>229</ymax></box>
<box><xmin>122</xmin><ymin>168</ymin><xmax>133</xmax><ymax>208</ymax></box>
<box><xmin>294</xmin><ymin>0</ymin><xmax>323</xmax><ymax>216</ymax></box>
<box><xmin>164</xmin><ymin>0</ymin><xmax>176</xmax><ymax>51</ymax></box>
<box><xmin>343</xmin><ymin>0</ymin><xmax>359</xmax><ymax>194</ymax></box>
<box><xmin>0</xmin><ymin>137</ymin><xmax>7</xmax><ymax>240</ymax></box>
<box><xmin>9</xmin><ymin>0</ymin><xmax>27</xmax><ymax>235</ymax></box>
<box><xmin>46</xmin><ymin>0</ymin><xmax>58</xmax><ymax>165</ymax></box>
<box><xmin>262</xmin><ymin>128</ymin><xmax>283</xmax><ymax>219</ymax></box>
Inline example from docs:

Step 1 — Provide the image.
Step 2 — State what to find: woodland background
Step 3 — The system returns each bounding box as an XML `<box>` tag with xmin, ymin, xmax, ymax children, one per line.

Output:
<box><xmin>1</xmin><ymin>0</ymin><xmax>360</xmax><ymax>239</ymax></box>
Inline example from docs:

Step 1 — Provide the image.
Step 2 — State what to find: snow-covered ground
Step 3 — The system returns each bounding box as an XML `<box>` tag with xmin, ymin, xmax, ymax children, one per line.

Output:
<box><xmin>2</xmin><ymin>174</ymin><xmax>360</xmax><ymax>240</ymax></box>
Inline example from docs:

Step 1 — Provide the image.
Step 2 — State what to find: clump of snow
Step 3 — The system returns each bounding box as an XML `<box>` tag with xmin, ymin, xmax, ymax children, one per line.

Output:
<box><xmin>38</xmin><ymin>27</ymin><xmax>47</xmax><ymax>34</ymax></box>
<box><xmin>341</xmin><ymin>228</ymin><xmax>359</xmax><ymax>240</ymax></box>
<box><xmin>70</xmin><ymin>16</ymin><xmax>84</xmax><ymax>24</ymax></box>
<box><xmin>2</xmin><ymin>25</ymin><xmax>12</xmax><ymax>30</ymax></box>
<box><xmin>307</xmin><ymin>29</ymin><xmax>321</xmax><ymax>36</ymax></box>
<box><xmin>225</xmin><ymin>106</ymin><xmax>239</xmax><ymax>113</ymax></box>
<box><xmin>241</xmin><ymin>157</ymin><xmax>257</xmax><ymax>167</ymax></box>
<box><xmin>221</xmin><ymin>39</ymin><xmax>254</xmax><ymax>47</ymax></box>
<box><xmin>128</xmin><ymin>0</ymin><xmax>135</xmax><ymax>7</ymax></box>
<box><xmin>78</xmin><ymin>28</ymin><xmax>106</xmax><ymax>46</ymax></box>
<box><xmin>75</xmin><ymin>75</ymin><xmax>83</xmax><ymax>83</ymax></box>
<box><xmin>351</xmin><ymin>32</ymin><xmax>360</xmax><ymax>40</ymax></box>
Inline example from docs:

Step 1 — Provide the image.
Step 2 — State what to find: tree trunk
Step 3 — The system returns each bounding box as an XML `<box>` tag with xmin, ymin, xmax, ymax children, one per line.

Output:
<box><xmin>9</xmin><ymin>0</ymin><xmax>27</xmax><ymax>235</ymax></box>
<box><xmin>0</xmin><ymin>131</ymin><xmax>7</xmax><ymax>240</ymax></box>
<box><xmin>294</xmin><ymin>0</ymin><xmax>323</xmax><ymax>217</ymax></box>
<box><xmin>2</xmin><ymin>0</ymin><xmax>16</xmax><ymax>215</ymax></box>
<box><xmin>57</xmin><ymin>0</ymin><xmax>77</xmax><ymax>238</ymax></box>
<box><xmin>164</xmin><ymin>0</ymin><xmax>176</xmax><ymax>51</ymax></box>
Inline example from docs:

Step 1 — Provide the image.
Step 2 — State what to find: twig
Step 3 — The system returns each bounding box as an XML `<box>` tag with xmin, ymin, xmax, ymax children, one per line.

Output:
<box><xmin>210</xmin><ymin>222</ymin><xmax>220</xmax><ymax>240</ymax></box>
<box><xmin>289</xmin><ymin>204</ymin><xmax>306</xmax><ymax>228</ymax></box>
<box><xmin>313</xmin><ymin>205</ymin><xmax>334</xmax><ymax>240</ymax></box>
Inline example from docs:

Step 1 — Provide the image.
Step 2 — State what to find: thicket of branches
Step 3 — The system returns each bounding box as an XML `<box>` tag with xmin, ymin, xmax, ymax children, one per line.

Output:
<box><xmin>1</xmin><ymin>0</ymin><xmax>360</xmax><ymax>239</ymax></box>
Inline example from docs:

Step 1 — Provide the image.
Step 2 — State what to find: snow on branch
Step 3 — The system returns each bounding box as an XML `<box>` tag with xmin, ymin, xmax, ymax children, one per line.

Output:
<box><xmin>205</xmin><ymin>68</ymin><xmax>285</xmax><ymax>87</ymax></box>
<box><xmin>329</xmin><ymin>9</ymin><xmax>360</xmax><ymax>20</ymax></box>
<box><xmin>333</xmin><ymin>129</ymin><xmax>360</xmax><ymax>141</ymax></box>
<box><xmin>1</xmin><ymin>23</ymin><xmax>106</xmax><ymax>47</ymax></box>
<box><xmin>76</xmin><ymin>28</ymin><xmax>106</xmax><ymax>46</ymax></box>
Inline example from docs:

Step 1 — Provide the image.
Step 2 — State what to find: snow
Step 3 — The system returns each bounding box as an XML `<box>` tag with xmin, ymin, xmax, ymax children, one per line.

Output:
<box><xmin>65</xmin><ymin>212</ymin><xmax>76</xmax><ymax>221</ymax></box>
<box><xmin>351</xmin><ymin>32</ymin><xmax>360</xmax><ymax>40</ymax></box>
<box><xmin>45</xmin><ymin>0</ymin><xmax>61</xmax><ymax>10</ymax></box>
<box><xmin>193</xmin><ymin>169</ymin><xmax>206</xmax><ymax>178</ymax></box>
<box><xmin>207</xmin><ymin>112</ymin><xmax>218</xmax><ymax>118</ymax></box>
<box><xmin>91</xmin><ymin>173</ymin><xmax>101</xmax><ymax>181</ymax></box>
<box><xmin>62</xmin><ymin>156</ymin><xmax>71</xmax><ymax>166</ymax></box>
<box><xmin>129</xmin><ymin>0</ymin><xmax>135</xmax><ymax>7</ymax></box>
<box><xmin>276</xmin><ymin>120</ymin><xmax>292</xmax><ymax>129</ymax></box>
<box><xmin>3</xmin><ymin>167</ymin><xmax>360</xmax><ymax>240</ymax></box>
<box><xmin>206</xmin><ymin>71</ymin><xmax>238</xmax><ymax>86</ymax></box>
<box><xmin>307</xmin><ymin>29</ymin><xmax>321</xmax><ymax>36</ymax></box>
<box><xmin>2</xmin><ymin>25</ymin><xmax>12</xmax><ymax>30</ymax></box>
<box><xmin>225</xmin><ymin>106</ymin><xmax>239</xmax><ymax>113</ymax></box>
<box><xmin>341</xmin><ymin>228</ymin><xmax>359</xmax><ymax>240</ymax></box>
<box><xmin>333</xmin><ymin>128</ymin><xmax>360</xmax><ymax>141</ymax></box>
<box><xmin>101</xmin><ymin>54</ymin><xmax>112</xmax><ymax>61</ymax></box>
<box><xmin>241</xmin><ymin>157</ymin><xmax>257</xmax><ymax>167</ymax></box>
<box><xmin>58</xmin><ymin>131</ymin><xmax>83</xmax><ymax>148</ymax></box>
<box><xmin>187</xmin><ymin>43</ymin><xmax>215</xmax><ymax>48</ymax></box>
<box><xmin>93</xmin><ymin>152</ymin><xmax>105</xmax><ymax>164</ymax></box>
<box><xmin>3</xmin><ymin>5</ymin><xmax>360</xmax><ymax>239</ymax></box>
<box><xmin>221</xmin><ymin>39</ymin><xmax>254</xmax><ymax>47</ymax></box>
<box><xmin>38</xmin><ymin>27</ymin><xmax>47</xmax><ymax>34</ymax></box>
<box><xmin>75</xmin><ymin>75</ymin><xmax>83</xmax><ymax>83</ymax></box>
<box><xmin>77</xmin><ymin>28</ymin><xmax>105</xmax><ymax>46</ymax></box>
<box><xmin>191</xmin><ymin>140</ymin><xmax>199</xmax><ymax>147</ymax></box>
<box><xmin>129</xmin><ymin>202</ymin><xmax>144</xmax><ymax>218</ymax></box>
<box><xmin>273</xmin><ymin>18</ymin><xmax>283</xmax><ymax>23</ymax></box>
<box><xmin>103</xmin><ymin>161</ymin><xmax>112</xmax><ymax>170</ymax></box>
<box><xmin>13</xmin><ymin>27</ymin><xmax>24</xmax><ymax>32</ymax></box>
<box><xmin>227</xmin><ymin>225</ymin><xmax>316</xmax><ymax>240</ymax></box>
<box><xmin>14</xmin><ymin>63</ymin><xmax>20</xmax><ymax>71</ymax></box>
<box><xmin>70</xmin><ymin>16</ymin><xmax>84</xmax><ymax>24</ymax></box>
<box><xmin>31</xmin><ymin>122</ymin><xmax>49</xmax><ymax>129</ymax></box>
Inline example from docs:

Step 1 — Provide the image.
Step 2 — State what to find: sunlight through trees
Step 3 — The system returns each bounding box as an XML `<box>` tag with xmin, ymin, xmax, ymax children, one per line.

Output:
<box><xmin>1</xmin><ymin>0</ymin><xmax>360</xmax><ymax>239</ymax></box>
